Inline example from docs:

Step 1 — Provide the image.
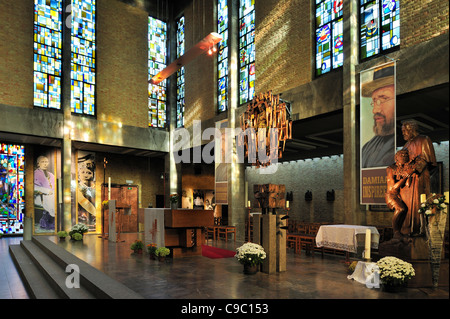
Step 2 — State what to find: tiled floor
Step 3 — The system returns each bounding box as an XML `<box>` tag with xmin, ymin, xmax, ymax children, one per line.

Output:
<box><xmin>0</xmin><ymin>233</ymin><xmax>448</xmax><ymax>300</ymax></box>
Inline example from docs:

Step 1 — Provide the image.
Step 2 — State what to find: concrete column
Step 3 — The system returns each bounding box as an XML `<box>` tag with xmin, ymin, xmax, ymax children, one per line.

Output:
<box><xmin>226</xmin><ymin>0</ymin><xmax>246</xmax><ymax>239</ymax></box>
<box><xmin>61</xmin><ymin>0</ymin><xmax>73</xmax><ymax>231</ymax></box>
<box><xmin>342</xmin><ymin>0</ymin><xmax>361</xmax><ymax>225</ymax></box>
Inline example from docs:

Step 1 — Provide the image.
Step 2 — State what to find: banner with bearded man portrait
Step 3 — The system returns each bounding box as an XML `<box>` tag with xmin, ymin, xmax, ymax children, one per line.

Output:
<box><xmin>360</xmin><ymin>62</ymin><xmax>396</xmax><ymax>205</ymax></box>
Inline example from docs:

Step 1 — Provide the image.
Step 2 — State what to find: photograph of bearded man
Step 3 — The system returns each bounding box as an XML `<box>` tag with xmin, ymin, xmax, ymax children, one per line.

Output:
<box><xmin>361</xmin><ymin>64</ymin><xmax>396</xmax><ymax>168</ymax></box>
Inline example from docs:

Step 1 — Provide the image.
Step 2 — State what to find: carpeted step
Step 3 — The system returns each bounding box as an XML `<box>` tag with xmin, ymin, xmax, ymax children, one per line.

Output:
<box><xmin>20</xmin><ymin>240</ymin><xmax>96</xmax><ymax>299</ymax></box>
<box><xmin>32</xmin><ymin>236</ymin><xmax>143</xmax><ymax>299</ymax></box>
<box><xmin>9</xmin><ymin>245</ymin><xmax>60</xmax><ymax>299</ymax></box>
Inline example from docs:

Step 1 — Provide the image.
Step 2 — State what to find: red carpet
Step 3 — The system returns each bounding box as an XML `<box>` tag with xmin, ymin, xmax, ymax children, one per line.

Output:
<box><xmin>201</xmin><ymin>245</ymin><xmax>236</xmax><ymax>259</ymax></box>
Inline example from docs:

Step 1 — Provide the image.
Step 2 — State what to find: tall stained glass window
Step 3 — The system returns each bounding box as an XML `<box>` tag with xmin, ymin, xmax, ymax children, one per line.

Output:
<box><xmin>315</xmin><ymin>0</ymin><xmax>344</xmax><ymax>76</ymax></box>
<box><xmin>218</xmin><ymin>0</ymin><xmax>228</xmax><ymax>112</ymax></box>
<box><xmin>148</xmin><ymin>17</ymin><xmax>167</xmax><ymax>128</ymax></box>
<box><xmin>0</xmin><ymin>144</ymin><xmax>25</xmax><ymax>235</ymax></box>
<box><xmin>176</xmin><ymin>16</ymin><xmax>185</xmax><ymax>128</ymax></box>
<box><xmin>360</xmin><ymin>0</ymin><xmax>400</xmax><ymax>60</ymax></box>
<box><xmin>33</xmin><ymin>0</ymin><xmax>63</xmax><ymax>109</ymax></box>
<box><xmin>71</xmin><ymin>0</ymin><xmax>96</xmax><ymax>116</ymax></box>
<box><xmin>239</xmin><ymin>0</ymin><xmax>255</xmax><ymax>105</ymax></box>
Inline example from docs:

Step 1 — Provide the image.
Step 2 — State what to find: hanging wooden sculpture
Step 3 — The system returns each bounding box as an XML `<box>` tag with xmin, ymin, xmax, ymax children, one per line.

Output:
<box><xmin>238</xmin><ymin>91</ymin><xmax>293</xmax><ymax>167</ymax></box>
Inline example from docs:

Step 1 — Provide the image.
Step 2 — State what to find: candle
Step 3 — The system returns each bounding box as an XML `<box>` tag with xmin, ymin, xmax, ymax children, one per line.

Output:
<box><xmin>420</xmin><ymin>193</ymin><xmax>426</xmax><ymax>203</ymax></box>
<box><xmin>365</xmin><ymin>229</ymin><xmax>371</xmax><ymax>260</ymax></box>
<box><xmin>108</xmin><ymin>177</ymin><xmax>111</xmax><ymax>200</ymax></box>
<box><xmin>445</xmin><ymin>191</ymin><xmax>449</xmax><ymax>204</ymax></box>
<box><xmin>286</xmin><ymin>200</ymin><xmax>289</xmax><ymax>208</ymax></box>
<box><xmin>247</xmin><ymin>200</ymin><xmax>251</xmax><ymax>208</ymax></box>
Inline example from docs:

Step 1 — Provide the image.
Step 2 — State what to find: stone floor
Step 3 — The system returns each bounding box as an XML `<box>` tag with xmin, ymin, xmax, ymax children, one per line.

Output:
<box><xmin>1</xmin><ymin>233</ymin><xmax>449</xmax><ymax>302</ymax></box>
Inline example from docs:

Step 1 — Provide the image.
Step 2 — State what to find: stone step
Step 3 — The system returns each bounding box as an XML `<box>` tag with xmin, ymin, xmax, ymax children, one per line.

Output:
<box><xmin>9</xmin><ymin>244</ymin><xmax>60</xmax><ymax>299</ymax></box>
<box><xmin>32</xmin><ymin>236</ymin><xmax>143</xmax><ymax>299</ymax></box>
<box><xmin>20</xmin><ymin>240</ymin><xmax>96</xmax><ymax>299</ymax></box>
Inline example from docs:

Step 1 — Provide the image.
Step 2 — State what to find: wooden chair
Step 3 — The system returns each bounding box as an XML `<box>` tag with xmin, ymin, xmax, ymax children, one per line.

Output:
<box><xmin>205</xmin><ymin>226</ymin><xmax>217</xmax><ymax>241</ymax></box>
<box><xmin>217</xmin><ymin>226</ymin><xmax>236</xmax><ymax>242</ymax></box>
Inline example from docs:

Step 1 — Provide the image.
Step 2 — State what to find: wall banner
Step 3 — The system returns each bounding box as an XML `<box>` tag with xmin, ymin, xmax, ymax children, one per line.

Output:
<box><xmin>360</xmin><ymin>62</ymin><xmax>396</xmax><ymax>205</ymax></box>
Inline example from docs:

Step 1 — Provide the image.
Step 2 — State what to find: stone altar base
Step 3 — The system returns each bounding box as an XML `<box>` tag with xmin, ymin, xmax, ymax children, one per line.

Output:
<box><xmin>378</xmin><ymin>236</ymin><xmax>448</xmax><ymax>288</ymax></box>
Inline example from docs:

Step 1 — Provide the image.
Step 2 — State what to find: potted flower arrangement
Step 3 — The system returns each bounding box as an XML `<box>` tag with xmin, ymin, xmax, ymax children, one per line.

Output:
<box><xmin>69</xmin><ymin>223</ymin><xmax>88</xmax><ymax>240</ymax></box>
<box><xmin>376</xmin><ymin>256</ymin><xmax>415</xmax><ymax>292</ymax></box>
<box><xmin>57</xmin><ymin>230</ymin><xmax>68</xmax><ymax>241</ymax></box>
<box><xmin>235</xmin><ymin>242</ymin><xmax>266</xmax><ymax>274</ymax></box>
<box><xmin>155</xmin><ymin>246</ymin><xmax>170</xmax><ymax>261</ymax></box>
<box><xmin>170</xmin><ymin>194</ymin><xmax>179</xmax><ymax>209</ymax></box>
<box><xmin>71</xmin><ymin>232</ymin><xmax>83</xmax><ymax>241</ymax></box>
<box><xmin>102</xmin><ymin>200</ymin><xmax>109</xmax><ymax>209</ymax></box>
<box><xmin>147</xmin><ymin>243</ymin><xmax>157</xmax><ymax>259</ymax></box>
<box><xmin>131</xmin><ymin>240</ymin><xmax>145</xmax><ymax>254</ymax></box>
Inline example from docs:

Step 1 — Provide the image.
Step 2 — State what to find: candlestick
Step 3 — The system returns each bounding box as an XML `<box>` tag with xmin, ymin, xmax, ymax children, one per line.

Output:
<box><xmin>108</xmin><ymin>177</ymin><xmax>111</xmax><ymax>200</ymax></box>
<box><xmin>365</xmin><ymin>229</ymin><xmax>371</xmax><ymax>261</ymax></box>
<box><xmin>420</xmin><ymin>193</ymin><xmax>426</xmax><ymax>203</ymax></box>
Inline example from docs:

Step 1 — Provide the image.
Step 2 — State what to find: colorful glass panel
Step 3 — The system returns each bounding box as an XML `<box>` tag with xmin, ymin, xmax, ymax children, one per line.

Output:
<box><xmin>360</xmin><ymin>0</ymin><xmax>400</xmax><ymax>60</ymax></box>
<box><xmin>33</xmin><ymin>0</ymin><xmax>63</xmax><ymax>109</ymax></box>
<box><xmin>148</xmin><ymin>17</ymin><xmax>167</xmax><ymax>128</ymax></box>
<box><xmin>239</xmin><ymin>0</ymin><xmax>255</xmax><ymax>105</ymax></box>
<box><xmin>218</xmin><ymin>0</ymin><xmax>228</xmax><ymax>112</ymax></box>
<box><xmin>177</xmin><ymin>16</ymin><xmax>185</xmax><ymax>128</ymax></box>
<box><xmin>315</xmin><ymin>0</ymin><xmax>343</xmax><ymax>76</ymax></box>
<box><xmin>0</xmin><ymin>143</ymin><xmax>25</xmax><ymax>235</ymax></box>
<box><xmin>71</xmin><ymin>0</ymin><xmax>96</xmax><ymax>115</ymax></box>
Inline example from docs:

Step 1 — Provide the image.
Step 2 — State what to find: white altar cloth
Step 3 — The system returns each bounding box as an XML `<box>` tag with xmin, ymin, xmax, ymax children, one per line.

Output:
<box><xmin>347</xmin><ymin>261</ymin><xmax>380</xmax><ymax>288</ymax></box>
<box><xmin>315</xmin><ymin>224</ymin><xmax>380</xmax><ymax>253</ymax></box>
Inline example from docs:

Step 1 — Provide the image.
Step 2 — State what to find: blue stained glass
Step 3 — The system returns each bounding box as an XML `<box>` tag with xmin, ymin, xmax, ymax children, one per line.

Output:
<box><xmin>315</xmin><ymin>0</ymin><xmax>343</xmax><ymax>76</ymax></box>
<box><xmin>148</xmin><ymin>16</ymin><xmax>167</xmax><ymax>128</ymax></box>
<box><xmin>33</xmin><ymin>0</ymin><xmax>62</xmax><ymax>109</ymax></box>
<box><xmin>71</xmin><ymin>0</ymin><xmax>96</xmax><ymax>116</ymax></box>
<box><xmin>360</xmin><ymin>0</ymin><xmax>400</xmax><ymax>60</ymax></box>
<box><xmin>218</xmin><ymin>0</ymin><xmax>229</xmax><ymax>112</ymax></box>
<box><xmin>0</xmin><ymin>144</ymin><xmax>25</xmax><ymax>235</ymax></box>
<box><xmin>239</xmin><ymin>0</ymin><xmax>255</xmax><ymax>105</ymax></box>
<box><xmin>176</xmin><ymin>16</ymin><xmax>185</xmax><ymax>128</ymax></box>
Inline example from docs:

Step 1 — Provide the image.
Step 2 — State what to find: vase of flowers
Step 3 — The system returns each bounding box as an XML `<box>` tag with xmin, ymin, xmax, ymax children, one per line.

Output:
<box><xmin>376</xmin><ymin>256</ymin><xmax>415</xmax><ymax>292</ymax></box>
<box><xmin>147</xmin><ymin>243</ymin><xmax>157</xmax><ymax>259</ymax></box>
<box><xmin>155</xmin><ymin>247</ymin><xmax>170</xmax><ymax>262</ymax></box>
<box><xmin>69</xmin><ymin>223</ymin><xmax>88</xmax><ymax>240</ymax></box>
<box><xmin>418</xmin><ymin>193</ymin><xmax>448</xmax><ymax>287</ymax></box>
<box><xmin>170</xmin><ymin>194</ymin><xmax>179</xmax><ymax>209</ymax></box>
<box><xmin>235</xmin><ymin>242</ymin><xmax>266</xmax><ymax>275</ymax></box>
<box><xmin>131</xmin><ymin>240</ymin><xmax>145</xmax><ymax>254</ymax></box>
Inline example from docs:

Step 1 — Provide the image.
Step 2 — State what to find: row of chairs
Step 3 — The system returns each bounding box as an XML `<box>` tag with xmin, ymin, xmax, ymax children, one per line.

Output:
<box><xmin>205</xmin><ymin>225</ymin><xmax>236</xmax><ymax>242</ymax></box>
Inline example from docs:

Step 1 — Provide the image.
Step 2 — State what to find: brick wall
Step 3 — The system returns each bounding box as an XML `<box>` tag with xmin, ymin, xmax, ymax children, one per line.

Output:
<box><xmin>0</xmin><ymin>0</ymin><xmax>33</xmax><ymax>108</ymax></box>
<box><xmin>96</xmin><ymin>0</ymin><xmax>149</xmax><ymax>128</ymax></box>
<box><xmin>255</xmin><ymin>0</ymin><xmax>312</xmax><ymax>95</ymax></box>
<box><xmin>401</xmin><ymin>0</ymin><xmax>449</xmax><ymax>48</ymax></box>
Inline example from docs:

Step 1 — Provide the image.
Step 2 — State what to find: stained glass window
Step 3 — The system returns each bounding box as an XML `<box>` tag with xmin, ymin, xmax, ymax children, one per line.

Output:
<box><xmin>0</xmin><ymin>144</ymin><xmax>25</xmax><ymax>235</ymax></box>
<box><xmin>148</xmin><ymin>17</ymin><xmax>167</xmax><ymax>128</ymax></box>
<box><xmin>176</xmin><ymin>16</ymin><xmax>185</xmax><ymax>128</ymax></box>
<box><xmin>315</xmin><ymin>0</ymin><xmax>343</xmax><ymax>76</ymax></box>
<box><xmin>360</xmin><ymin>0</ymin><xmax>400</xmax><ymax>60</ymax></box>
<box><xmin>71</xmin><ymin>0</ymin><xmax>96</xmax><ymax>115</ymax></box>
<box><xmin>33</xmin><ymin>0</ymin><xmax>63</xmax><ymax>109</ymax></box>
<box><xmin>218</xmin><ymin>0</ymin><xmax>228</xmax><ymax>112</ymax></box>
<box><xmin>239</xmin><ymin>0</ymin><xmax>255</xmax><ymax>105</ymax></box>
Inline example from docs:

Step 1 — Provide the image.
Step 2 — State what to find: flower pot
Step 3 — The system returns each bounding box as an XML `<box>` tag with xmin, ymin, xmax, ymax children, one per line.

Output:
<box><xmin>158</xmin><ymin>256</ymin><xmax>166</xmax><ymax>262</ymax></box>
<box><xmin>59</xmin><ymin>237</ymin><xmax>66</xmax><ymax>242</ymax></box>
<box><xmin>134</xmin><ymin>249</ymin><xmax>143</xmax><ymax>254</ymax></box>
<box><xmin>382</xmin><ymin>283</ymin><xmax>407</xmax><ymax>293</ymax></box>
<box><xmin>243</xmin><ymin>264</ymin><xmax>258</xmax><ymax>275</ymax></box>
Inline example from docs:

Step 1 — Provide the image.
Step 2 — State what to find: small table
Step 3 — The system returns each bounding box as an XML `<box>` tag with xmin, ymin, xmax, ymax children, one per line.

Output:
<box><xmin>315</xmin><ymin>224</ymin><xmax>380</xmax><ymax>262</ymax></box>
